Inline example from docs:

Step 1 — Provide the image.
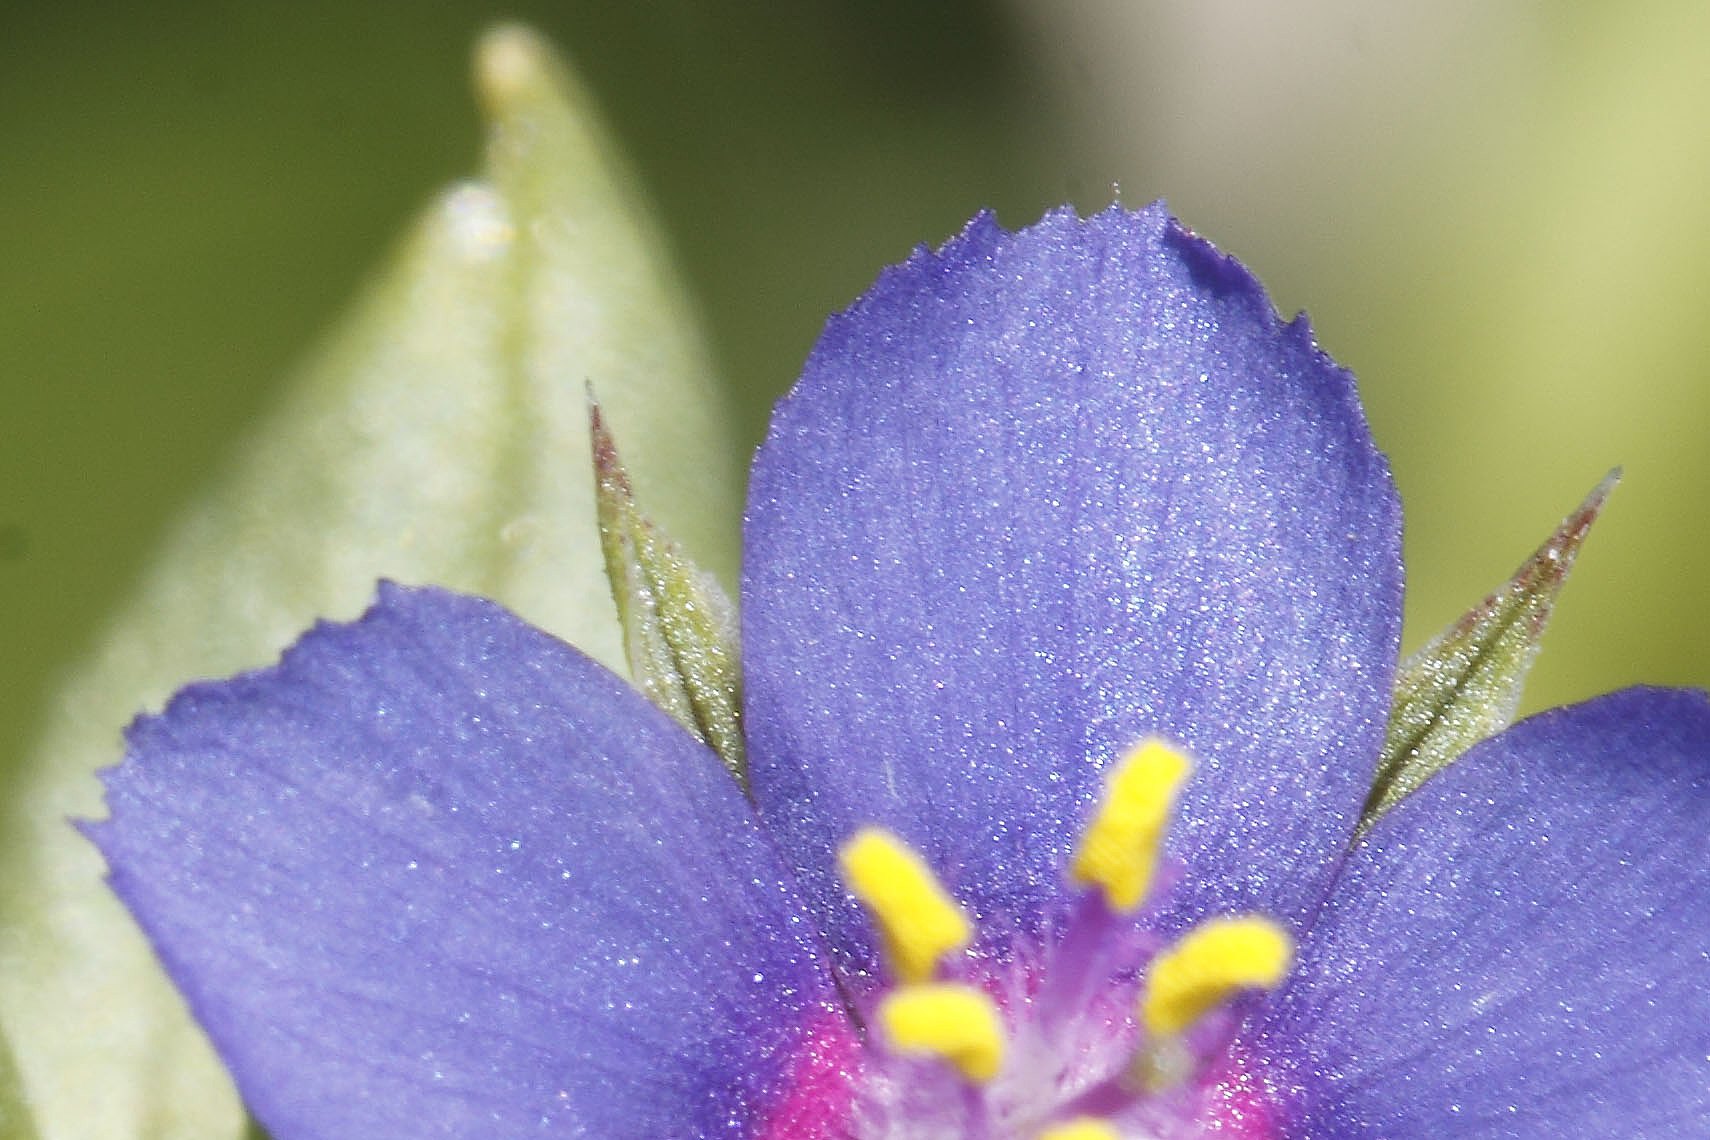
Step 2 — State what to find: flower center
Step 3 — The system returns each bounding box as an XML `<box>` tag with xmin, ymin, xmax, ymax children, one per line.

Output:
<box><xmin>781</xmin><ymin>739</ymin><xmax>1294</xmax><ymax>1140</ymax></box>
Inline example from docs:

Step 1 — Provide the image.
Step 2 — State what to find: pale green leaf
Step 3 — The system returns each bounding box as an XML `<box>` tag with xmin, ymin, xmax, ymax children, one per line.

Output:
<box><xmin>0</xmin><ymin>24</ymin><xmax>738</xmax><ymax>1140</ymax></box>
<box><xmin>1362</xmin><ymin>472</ymin><xmax>1617</xmax><ymax>826</ymax></box>
<box><xmin>0</xmin><ymin>1020</ymin><xmax>40</xmax><ymax>1140</ymax></box>
<box><xmin>591</xmin><ymin>397</ymin><xmax>746</xmax><ymax>788</ymax></box>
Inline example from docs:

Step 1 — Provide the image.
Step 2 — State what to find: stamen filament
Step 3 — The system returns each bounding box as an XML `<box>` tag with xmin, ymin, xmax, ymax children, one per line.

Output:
<box><xmin>1030</xmin><ymin>889</ymin><xmax>1148</xmax><ymax>1045</ymax></box>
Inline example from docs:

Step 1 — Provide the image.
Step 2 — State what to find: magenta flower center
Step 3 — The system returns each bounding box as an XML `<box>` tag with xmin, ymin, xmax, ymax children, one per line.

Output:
<box><xmin>761</xmin><ymin>739</ymin><xmax>1293</xmax><ymax>1140</ymax></box>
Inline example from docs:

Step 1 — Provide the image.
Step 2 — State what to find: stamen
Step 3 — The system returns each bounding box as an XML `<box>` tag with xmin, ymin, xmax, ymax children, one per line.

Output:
<box><xmin>1070</xmin><ymin>738</ymin><xmax>1192</xmax><ymax>912</ymax></box>
<box><xmin>878</xmin><ymin>983</ymin><xmax>1006</xmax><ymax>1084</ymax></box>
<box><xmin>1036</xmin><ymin>1118</ymin><xmax>1120</xmax><ymax>1140</ymax></box>
<box><xmin>1141</xmin><ymin>915</ymin><xmax>1293</xmax><ymax>1038</ymax></box>
<box><xmin>839</xmin><ymin>827</ymin><xmax>971</xmax><ymax>983</ymax></box>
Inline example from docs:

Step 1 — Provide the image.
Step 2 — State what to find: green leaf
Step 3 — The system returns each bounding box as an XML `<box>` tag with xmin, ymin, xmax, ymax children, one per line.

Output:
<box><xmin>1362</xmin><ymin>472</ymin><xmax>1618</xmax><ymax>826</ymax></box>
<box><xmin>0</xmin><ymin>1020</ymin><xmax>40</xmax><ymax>1140</ymax></box>
<box><xmin>591</xmin><ymin>396</ymin><xmax>747</xmax><ymax>789</ymax></box>
<box><xmin>0</xmin><ymin>24</ymin><xmax>739</xmax><ymax>1140</ymax></box>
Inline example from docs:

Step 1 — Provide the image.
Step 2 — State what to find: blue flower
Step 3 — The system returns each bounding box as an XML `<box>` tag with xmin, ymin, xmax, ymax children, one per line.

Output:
<box><xmin>91</xmin><ymin>204</ymin><xmax>1710</xmax><ymax>1139</ymax></box>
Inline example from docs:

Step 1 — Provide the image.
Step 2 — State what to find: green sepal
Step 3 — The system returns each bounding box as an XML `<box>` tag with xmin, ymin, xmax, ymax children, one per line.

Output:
<box><xmin>0</xmin><ymin>25</ymin><xmax>737</xmax><ymax>1140</ymax></box>
<box><xmin>592</xmin><ymin>397</ymin><xmax>747</xmax><ymax>789</ymax></box>
<box><xmin>1362</xmin><ymin>472</ymin><xmax>1618</xmax><ymax>826</ymax></box>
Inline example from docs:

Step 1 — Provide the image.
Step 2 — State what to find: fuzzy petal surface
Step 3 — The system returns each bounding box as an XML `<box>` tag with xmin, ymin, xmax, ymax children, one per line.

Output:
<box><xmin>743</xmin><ymin>203</ymin><xmax>1401</xmax><ymax>972</ymax></box>
<box><xmin>91</xmin><ymin>584</ymin><xmax>834</xmax><ymax>1140</ymax></box>
<box><xmin>1255</xmin><ymin>687</ymin><xmax>1710</xmax><ymax>1137</ymax></box>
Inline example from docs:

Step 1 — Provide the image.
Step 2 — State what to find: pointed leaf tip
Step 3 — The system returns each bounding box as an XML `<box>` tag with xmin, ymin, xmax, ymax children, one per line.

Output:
<box><xmin>474</xmin><ymin>23</ymin><xmax>556</xmax><ymax>117</ymax></box>
<box><xmin>591</xmin><ymin>397</ymin><xmax>747</xmax><ymax>789</ymax></box>
<box><xmin>1364</xmin><ymin>472</ymin><xmax>1619</xmax><ymax>826</ymax></box>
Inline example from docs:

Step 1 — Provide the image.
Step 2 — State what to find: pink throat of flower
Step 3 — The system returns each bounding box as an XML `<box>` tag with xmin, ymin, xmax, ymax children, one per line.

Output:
<box><xmin>757</xmin><ymin>894</ymin><xmax>1283</xmax><ymax>1140</ymax></box>
<box><xmin>756</xmin><ymin>738</ymin><xmax>1293</xmax><ymax>1140</ymax></box>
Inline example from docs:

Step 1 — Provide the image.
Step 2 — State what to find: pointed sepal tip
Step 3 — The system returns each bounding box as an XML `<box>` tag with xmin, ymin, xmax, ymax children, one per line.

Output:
<box><xmin>1364</xmin><ymin>471</ymin><xmax>1619</xmax><ymax>825</ymax></box>
<box><xmin>590</xmin><ymin>395</ymin><xmax>747</xmax><ymax>788</ymax></box>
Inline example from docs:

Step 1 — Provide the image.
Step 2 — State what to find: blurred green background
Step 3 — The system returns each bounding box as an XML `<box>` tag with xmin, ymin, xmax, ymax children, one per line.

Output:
<box><xmin>4</xmin><ymin>0</ymin><xmax>1705</xmax><ymax>782</ymax></box>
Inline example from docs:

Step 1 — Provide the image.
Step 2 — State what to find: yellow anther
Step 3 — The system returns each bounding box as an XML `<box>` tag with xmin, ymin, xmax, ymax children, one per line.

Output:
<box><xmin>1141</xmin><ymin>915</ymin><xmax>1294</xmax><ymax>1039</ymax></box>
<box><xmin>839</xmin><ymin>827</ymin><xmax>971</xmax><ymax>984</ymax></box>
<box><xmin>1070</xmin><ymin>738</ymin><xmax>1192</xmax><ymax>912</ymax></box>
<box><xmin>878</xmin><ymin>983</ymin><xmax>1006</xmax><ymax>1084</ymax></box>
<box><xmin>1037</xmin><ymin>1119</ymin><xmax>1120</xmax><ymax>1140</ymax></box>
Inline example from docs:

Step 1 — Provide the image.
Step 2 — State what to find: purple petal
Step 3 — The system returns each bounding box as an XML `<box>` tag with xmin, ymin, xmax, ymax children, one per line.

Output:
<box><xmin>90</xmin><ymin>584</ymin><xmax>835</xmax><ymax>1140</ymax></box>
<box><xmin>1253</xmin><ymin>687</ymin><xmax>1710</xmax><ymax>1136</ymax></box>
<box><xmin>743</xmin><ymin>203</ymin><xmax>1401</xmax><ymax>973</ymax></box>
